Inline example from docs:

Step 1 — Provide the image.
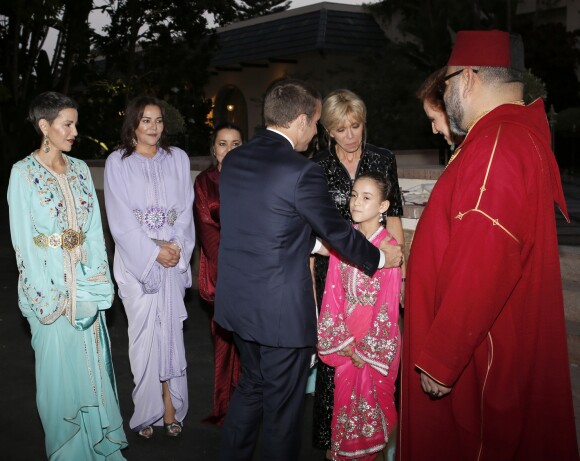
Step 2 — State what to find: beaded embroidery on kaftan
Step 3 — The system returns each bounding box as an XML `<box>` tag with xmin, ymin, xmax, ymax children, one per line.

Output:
<box><xmin>356</xmin><ymin>303</ymin><xmax>399</xmax><ymax>376</ymax></box>
<box><xmin>318</xmin><ymin>310</ymin><xmax>354</xmax><ymax>355</ymax></box>
<box><xmin>12</xmin><ymin>155</ymin><xmax>109</xmax><ymax>324</ymax></box>
<box><xmin>340</xmin><ymin>258</ymin><xmax>380</xmax><ymax>317</ymax></box>
<box><xmin>14</xmin><ymin>245</ymin><xmax>68</xmax><ymax>323</ymax></box>
<box><xmin>317</xmin><ymin>226</ymin><xmax>402</xmax><ymax>460</ymax></box>
<box><xmin>35</xmin><ymin>155</ymin><xmax>85</xmax><ymax>324</ymax></box>
<box><xmin>332</xmin><ymin>392</ymin><xmax>388</xmax><ymax>458</ymax></box>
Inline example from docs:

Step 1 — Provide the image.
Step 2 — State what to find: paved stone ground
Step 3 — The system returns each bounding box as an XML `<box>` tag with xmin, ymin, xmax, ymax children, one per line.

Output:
<box><xmin>560</xmin><ymin>174</ymin><xmax>580</xmax><ymax>451</ymax></box>
<box><xmin>0</xmin><ymin>198</ymin><xmax>325</xmax><ymax>461</ymax></box>
<box><xmin>0</xmin><ymin>173</ymin><xmax>578</xmax><ymax>460</ymax></box>
<box><xmin>559</xmin><ymin>173</ymin><xmax>580</xmax><ymax>246</ymax></box>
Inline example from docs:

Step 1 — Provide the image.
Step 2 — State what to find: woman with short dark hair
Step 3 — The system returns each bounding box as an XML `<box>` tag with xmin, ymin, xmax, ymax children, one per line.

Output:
<box><xmin>8</xmin><ymin>91</ymin><xmax>128</xmax><ymax>460</ymax></box>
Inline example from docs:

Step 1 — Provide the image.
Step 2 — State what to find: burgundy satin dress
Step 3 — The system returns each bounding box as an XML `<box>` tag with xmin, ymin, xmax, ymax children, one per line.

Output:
<box><xmin>194</xmin><ymin>165</ymin><xmax>240</xmax><ymax>425</ymax></box>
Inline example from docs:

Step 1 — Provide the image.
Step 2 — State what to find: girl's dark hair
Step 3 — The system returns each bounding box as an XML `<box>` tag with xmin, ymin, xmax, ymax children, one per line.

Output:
<box><xmin>354</xmin><ymin>171</ymin><xmax>394</xmax><ymax>225</ymax></box>
<box><xmin>355</xmin><ymin>171</ymin><xmax>394</xmax><ymax>203</ymax></box>
<box><xmin>28</xmin><ymin>91</ymin><xmax>78</xmax><ymax>135</ymax></box>
<box><xmin>120</xmin><ymin>95</ymin><xmax>170</xmax><ymax>158</ymax></box>
<box><xmin>210</xmin><ymin>122</ymin><xmax>244</xmax><ymax>155</ymax></box>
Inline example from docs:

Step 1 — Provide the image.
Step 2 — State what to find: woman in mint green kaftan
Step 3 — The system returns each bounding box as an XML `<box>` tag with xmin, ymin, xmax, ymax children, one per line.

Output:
<box><xmin>7</xmin><ymin>91</ymin><xmax>127</xmax><ymax>460</ymax></box>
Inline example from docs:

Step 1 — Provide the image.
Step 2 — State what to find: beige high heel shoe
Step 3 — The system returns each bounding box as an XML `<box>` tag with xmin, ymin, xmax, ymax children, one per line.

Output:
<box><xmin>164</xmin><ymin>421</ymin><xmax>182</xmax><ymax>437</ymax></box>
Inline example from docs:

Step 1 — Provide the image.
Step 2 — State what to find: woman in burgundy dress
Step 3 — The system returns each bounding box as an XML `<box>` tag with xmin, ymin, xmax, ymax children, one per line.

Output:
<box><xmin>194</xmin><ymin>122</ymin><xmax>244</xmax><ymax>425</ymax></box>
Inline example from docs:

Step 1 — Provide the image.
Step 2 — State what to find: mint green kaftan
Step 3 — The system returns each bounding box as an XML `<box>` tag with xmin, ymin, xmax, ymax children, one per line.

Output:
<box><xmin>8</xmin><ymin>153</ymin><xmax>127</xmax><ymax>460</ymax></box>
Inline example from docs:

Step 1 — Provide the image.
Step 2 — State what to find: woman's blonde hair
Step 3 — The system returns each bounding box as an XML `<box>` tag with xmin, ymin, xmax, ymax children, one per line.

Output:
<box><xmin>320</xmin><ymin>89</ymin><xmax>366</xmax><ymax>132</ymax></box>
<box><xmin>320</xmin><ymin>89</ymin><xmax>367</xmax><ymax>150</ymax></box>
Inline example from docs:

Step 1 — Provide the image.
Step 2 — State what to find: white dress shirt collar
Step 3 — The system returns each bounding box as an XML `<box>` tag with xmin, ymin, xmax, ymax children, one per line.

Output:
<box><xmin>267</xmin><ymin>127</ymin><xmax>295</xmax><ymax>149</ymax></box>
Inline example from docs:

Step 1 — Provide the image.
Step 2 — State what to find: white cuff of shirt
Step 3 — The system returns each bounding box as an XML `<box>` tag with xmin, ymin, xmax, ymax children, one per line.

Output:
<box><xmin>311</xmin><ymin>238</ymin><xmax>322</xmax><ymax>254</ymax></box>
<box><xmin>378</xmin><ymin>250</ymin><xmax>385</xmax><ymax>269</ymax></box>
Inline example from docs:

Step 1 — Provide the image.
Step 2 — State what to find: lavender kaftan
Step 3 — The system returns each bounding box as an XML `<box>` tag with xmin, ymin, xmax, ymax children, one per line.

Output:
<box><xmin>104</xmin><ymin>147</ymin><xmax>195</xmax><ymax>431</ymax></box>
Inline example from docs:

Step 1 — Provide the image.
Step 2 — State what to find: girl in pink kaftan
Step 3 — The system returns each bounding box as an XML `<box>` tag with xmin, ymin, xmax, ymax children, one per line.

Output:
<box><xmin>318</xmin><ymin>172</ymin><xmax>402</xmax><ymax>461</ymax></box>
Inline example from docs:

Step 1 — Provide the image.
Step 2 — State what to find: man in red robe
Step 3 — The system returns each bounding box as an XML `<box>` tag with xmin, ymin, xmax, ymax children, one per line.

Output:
<box><xmin>398</xmin><ymin>30</ymin><xmax>579</xmax><ymax>460</ymax></box>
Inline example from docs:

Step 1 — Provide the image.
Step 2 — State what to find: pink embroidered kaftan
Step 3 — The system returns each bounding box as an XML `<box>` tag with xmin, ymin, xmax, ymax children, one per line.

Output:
<box><xmin>318</xmin><ymin>226</ymin><xmax>402</xmax><ymax>461</ymax></box>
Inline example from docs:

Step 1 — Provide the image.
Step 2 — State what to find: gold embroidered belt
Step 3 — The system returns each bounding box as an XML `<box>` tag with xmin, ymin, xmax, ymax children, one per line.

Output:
<box><xmin>33</xmin><ymin>229</ymin><xmax>85</xmax><ymax>251</ymax></box>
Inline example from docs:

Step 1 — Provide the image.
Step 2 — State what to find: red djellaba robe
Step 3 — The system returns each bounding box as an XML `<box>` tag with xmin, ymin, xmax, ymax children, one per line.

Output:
<box><xmin>194</xmin><ymin>165</ymin><xmax>240</xmax><ymax>425</ymax></box>
<box><xmin>398</xmin><ymin>100</ymin><xmax>579</xmax><ymax>461</ymax></box>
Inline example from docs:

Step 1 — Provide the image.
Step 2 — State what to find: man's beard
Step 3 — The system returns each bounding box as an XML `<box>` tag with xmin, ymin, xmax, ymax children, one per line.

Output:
<box><xmin>445</xmin><ymin>83</ymin><xmax>468</xmax><ymax>137</ymax></box>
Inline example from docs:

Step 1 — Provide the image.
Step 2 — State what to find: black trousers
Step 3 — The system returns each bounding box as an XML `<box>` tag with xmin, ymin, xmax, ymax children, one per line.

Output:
<box><xmin>218</xmin><ymin>334</ymin><xmax>313</xmax><ymax>461</ymax></box>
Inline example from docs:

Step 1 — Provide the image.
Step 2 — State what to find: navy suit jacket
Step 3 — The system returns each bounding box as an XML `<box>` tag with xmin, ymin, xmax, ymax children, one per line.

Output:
<box><xmin>214</xmin><ymin>129</ymin><xmax>380</xmax><ymax>347</ymax></box>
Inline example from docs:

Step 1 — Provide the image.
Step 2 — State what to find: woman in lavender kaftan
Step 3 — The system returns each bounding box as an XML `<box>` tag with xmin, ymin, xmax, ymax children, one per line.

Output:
<box><xmin>104</xmin><ymin>96</ymin><xmax>195</xmax><ymax>438</ymax></box>
<box><xmin>8</xmin><ymin>92</ymin><xmax>127</xmax><ymax>460</ymax></box>
<box><xmin>318</xmin><ymin>172</ymin><xmax>401</xmax><ymax>461</ymax></box>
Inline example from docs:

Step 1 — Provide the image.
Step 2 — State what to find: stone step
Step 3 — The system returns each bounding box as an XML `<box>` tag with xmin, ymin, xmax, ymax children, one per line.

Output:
<box><xmin>568</xmin><ymin>320</ymin><xmax>580</xmax><ymax>364</ymax></box>
<box><xmin>564</xmin><ymin>280</ymin><xmax>580</xmax><ymax>324</ymax></box>
<box><xmin>560</xmin><ymin>246</ymin><xmax>580</xmax><ymax>282</ymax></box>
<box><xmin>561</xmin><ymin>247</ymin><xmax>580</xmax><ymax>336</ymax></box>
<box><xmin>560</xmin><ymin>246</ymin><xmax>580</xmax><ymax>447</ymax></box>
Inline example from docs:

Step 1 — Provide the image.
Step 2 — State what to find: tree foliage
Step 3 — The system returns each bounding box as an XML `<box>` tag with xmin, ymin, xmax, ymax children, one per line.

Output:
<box><xmin>0</xmin><ymin>0</ymin><xmax>96</xmax><ymax>182</ymax></box>
<box><xmin>355</xmin><ymin>0</ymin><xmax>580</xmax><ymax>151</ymax></box>
<box><xmin>1</xmin><ymin>0</ymin><xmax>578</xmax><ymax>179</ymax></box>
<box><xmin>84</xmin><ymin>0</ymin><xmax>220</xmax><ymax>156</ymax></box>
<box><xmin>235</xmin><ymin>0</ymin><xmax>291</xmax><ymax>21</ymax></box>
<box><xmin>517</xmin><ymin>21</ymin><xmax>580</xmax><ymax>110</ymax></box>
<box><xmin>0</xmin><ymin>0</ymin><xmax>233</xmax><ymax>174</ymax></box>
<box><xmin>369</xmin><ymin>0</ymin><xmax>519</xmax><ymax>72</ymax></box>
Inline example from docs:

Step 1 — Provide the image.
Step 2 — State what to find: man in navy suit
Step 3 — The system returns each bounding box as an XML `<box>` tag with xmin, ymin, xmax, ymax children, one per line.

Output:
<box><xmin>215</xmin><ymin>78</ymin><xmax>403</xmax><ymax>461</ymax></box>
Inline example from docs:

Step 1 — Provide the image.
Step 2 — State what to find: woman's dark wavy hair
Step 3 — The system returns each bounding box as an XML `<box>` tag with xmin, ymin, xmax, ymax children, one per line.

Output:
<box><xmin>120</xmin><ymin>95</ymin><xmax>170</xmax><ymax>158</ymax></box>
<box><xmin>416</xmin><ymin>67</ymin><xmax>447</xmax><ymax>112</ymax></box>
<box><xmin>210</xmin><ymin>122</ymin><xmax>244</xmax><ymax>155</ymax></box>
<box><xmin>28</xmin><ymin>91</ymin><xmax>78</xmax><ymax>135</ymax></box>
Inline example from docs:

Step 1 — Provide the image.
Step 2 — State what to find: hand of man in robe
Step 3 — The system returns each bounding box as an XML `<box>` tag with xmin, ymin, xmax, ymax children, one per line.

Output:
<box><xmin>379</xmin><ymin>240</ymin><xmax>404</xmax><ymax>268</ymax></box>
<box><xmin>420</xmin><ymin>371</ymin><xmax>452</xmax><ymax>398</ymax></box>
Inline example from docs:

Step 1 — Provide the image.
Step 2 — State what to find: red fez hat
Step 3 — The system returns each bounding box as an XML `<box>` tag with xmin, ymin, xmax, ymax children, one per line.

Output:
<box><xmin>448</xmin><ymin>30</ymin><xmax>511</xmax><ymax>67</ymax></box>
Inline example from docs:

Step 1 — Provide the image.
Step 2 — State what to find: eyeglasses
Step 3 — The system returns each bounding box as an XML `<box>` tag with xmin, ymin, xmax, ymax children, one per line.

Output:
<box><xmin>437</xmin><ymin>68</ymin><xmax>478</xmax><ymax>95</ymax></box>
